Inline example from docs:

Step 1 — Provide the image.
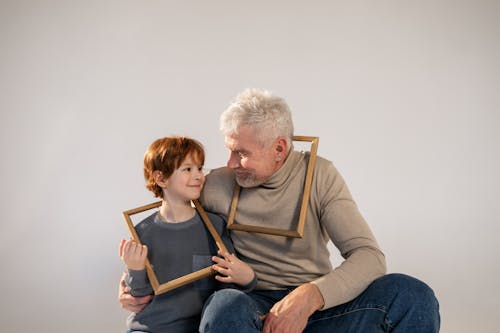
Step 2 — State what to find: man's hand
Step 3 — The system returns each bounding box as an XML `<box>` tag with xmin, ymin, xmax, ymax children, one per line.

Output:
<box><xmin>262</xmin><ymin>283</ymin><xmax>324</xmax><ymax>333</ymax></box>
<box><xmin>118</xmin><ymin>272</ymin><xmax>152</xmax><ymax>313</ymax></box>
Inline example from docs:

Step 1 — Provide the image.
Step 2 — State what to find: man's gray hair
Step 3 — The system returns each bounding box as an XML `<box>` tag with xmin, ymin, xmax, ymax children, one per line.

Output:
<box><xmin>220</xmin><ymin>88</ymin><xmax>294</xmax><ymax>150</ymax></box>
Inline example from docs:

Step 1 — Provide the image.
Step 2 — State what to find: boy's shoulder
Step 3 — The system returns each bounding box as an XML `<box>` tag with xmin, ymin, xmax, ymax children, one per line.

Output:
<box><xmin>134</xmin><ymin>211</ymin><xmax>157</xmax><ymax>232</ymax></box>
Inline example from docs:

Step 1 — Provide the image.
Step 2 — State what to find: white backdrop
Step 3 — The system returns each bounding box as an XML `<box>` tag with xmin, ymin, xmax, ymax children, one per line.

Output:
<box><xmin>1</xmin><ymin>1</ymin><xmax>499</xmax><ymax>332</ymax></box>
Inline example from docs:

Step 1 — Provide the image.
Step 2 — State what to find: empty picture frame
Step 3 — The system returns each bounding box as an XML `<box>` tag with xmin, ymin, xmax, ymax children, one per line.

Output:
<box><xmin>227</xmin><ymin>135</ymin><xmax>319</xmax><ymax>238</ymax></box>
<box><xmin>122</xmin><ymin>199</ymin><xmax>228</xmax><ymax>295</ymax></box>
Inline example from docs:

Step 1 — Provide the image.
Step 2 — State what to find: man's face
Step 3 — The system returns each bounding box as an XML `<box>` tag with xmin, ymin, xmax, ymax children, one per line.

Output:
<box><xmin>224</xmin><ymin>125</ymin><xmax>279</xmax><ymax>188</ymax></box>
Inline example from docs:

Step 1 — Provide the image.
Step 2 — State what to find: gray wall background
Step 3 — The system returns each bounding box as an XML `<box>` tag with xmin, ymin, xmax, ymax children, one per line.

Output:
<box><xmin>1</xmin><ymin>1</ymin><xmax>498</xmax><ymax>332</ymax></box>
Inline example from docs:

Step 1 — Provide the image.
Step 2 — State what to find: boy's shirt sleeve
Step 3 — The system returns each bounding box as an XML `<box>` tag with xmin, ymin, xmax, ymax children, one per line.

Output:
<box><xmin>125</xmin><ymin>269</ymin><xmax>154</xmax><ymax>296</ymax></box>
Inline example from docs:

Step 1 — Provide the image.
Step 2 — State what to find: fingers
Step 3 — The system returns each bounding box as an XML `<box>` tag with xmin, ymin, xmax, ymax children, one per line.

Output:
<box><xmin>212</xmin><ymin>250</ymin><xmax>252</xmax><ymax>285</ymax></box>
<box><xmin>120</xmin><ymin>292</ymin><xmax>151</xmax><ymax>306</ymax></box>
<box><xmin>119</xmin><ymin>239</ymin><xmax>126</xmax><ymax>257</ymax></box>
<box><xmin>121</xmin><ymin>240</ymin><xmax>132</xmax><ymax>259</ymax></box>
<box><xmin>118</xmin><ymin>271</ymin><xmax>153</xmax><ymax>313</ymax></box>
<box><xmin>212</xmin><ymin>262</ymin><xmax>231</xmax><ymax>277</ymax></box>
<box><xmin>119</xmin><ymin>239</ymin><xmax>142</xmax><ymax>257</ymax></box>
<box><xmin>139</xmin><ymin>244</ymin><xmax>148</xmax><ymax>261</ymax></box>
<box><xmin>217</xmin><ymin>250</ymin><xmax>237</xmax><ymax>263</ymax></box>
<box><xmin>121</xmin><ymin>240</ymin><xmax>148</xmax><ymax>270</ymax></box>
<box><xmin>212</xmin><ymin>250</ymin><xmax>238</xmax><ymax>269</ymax></box>
<box><xmin>214</xmin><ymin>274</ymin><xmax>232</xmax><ymax>282</ymax></box>
<box><xmin>262</xmin><ymin>312</ymin><xmax>276</xmax><ymax>333</ymax></box>
<box><xmin>211</xmin><ymin>253</ymin><xmax>235</xmax><ymax>282</ymax></box>
<box><xmin>119</xmin><ymin>272</ymin><xmax>128</xmax><ymax>289</ymax></box>
<box><xmin>119</xmin><ymin>293</ymin><xmax>152</xmax><ymax>313</ymax></box>
<box><xmin>122</xmin><ymin>240</ymin><xmax>147</xmax><ymax>258</ymax></box>
<box><xmin>211</xmin><ymin>255</ymin><xmax>228</xmax><ymax>267</ymax></box>
<box><xmin>126</xmin><ymin>302</ymin><xmax>148</xmax><ymax>313</ymax></box>
<box><xmin>262</xmin><ymin>312</ymin><xmax>289</xmax><ymax>333</ymax></box>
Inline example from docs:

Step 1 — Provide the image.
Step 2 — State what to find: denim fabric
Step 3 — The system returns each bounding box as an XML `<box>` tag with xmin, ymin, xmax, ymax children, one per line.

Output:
<box><xmin>199</xmin><ymin>273</ymin><xmax>440</xmax><ymax>332</ymax></box>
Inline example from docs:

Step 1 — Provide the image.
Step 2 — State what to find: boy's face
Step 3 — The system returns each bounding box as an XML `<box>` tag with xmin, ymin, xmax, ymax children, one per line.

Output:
<box><xmin>163</xmin><ymin>153</ymin><xmax>205</xmax><ymax>202</ymax></box>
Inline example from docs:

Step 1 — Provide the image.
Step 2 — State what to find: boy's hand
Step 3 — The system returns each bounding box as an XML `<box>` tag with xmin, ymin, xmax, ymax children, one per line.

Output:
<box><xmin>120</xmin><ymin>239</ymin><xmax>148</xmax><ymax>270</ymax></box>
<box><xmin>212</xmin><ymin>250</ymin><xmax>255</xmax><ymax>286</ymax></box>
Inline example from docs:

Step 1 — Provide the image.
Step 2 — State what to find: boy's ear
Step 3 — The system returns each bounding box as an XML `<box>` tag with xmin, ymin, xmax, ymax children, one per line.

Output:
<box><xmin>153</xmin><ymin>170</ymin><xmax>168</xmax><ymax>188</ymax></box>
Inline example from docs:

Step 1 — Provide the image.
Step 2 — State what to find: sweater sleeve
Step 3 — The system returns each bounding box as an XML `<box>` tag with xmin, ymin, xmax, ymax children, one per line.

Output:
<box><xmin>125</xmin><ymin>269</ymin><xmax>154</xmax><ymax>297</ymax></box>
<box><xmin>310</xmin><ymin>162</ymin><xmax>387</xmax><ymax>309</ymax></box>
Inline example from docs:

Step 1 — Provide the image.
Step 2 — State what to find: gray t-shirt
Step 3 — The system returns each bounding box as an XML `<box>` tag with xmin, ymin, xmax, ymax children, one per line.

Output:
<box><xmin>125</xmin><ymin>210</ymin><xmax>233</xmax><ymax>333</ymax></box>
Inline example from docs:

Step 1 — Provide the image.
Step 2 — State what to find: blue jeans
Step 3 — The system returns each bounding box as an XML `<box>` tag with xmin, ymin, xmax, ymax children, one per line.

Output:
<box><xmin>199</xmin><ymin>273</ymin><xmax>440</xmax><ymax>332</ymax></box>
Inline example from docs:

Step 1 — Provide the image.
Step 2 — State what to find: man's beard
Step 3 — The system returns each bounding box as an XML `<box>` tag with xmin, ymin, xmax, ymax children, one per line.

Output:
<box><xmin>234</xmin><ymin>170</ymin><xmax>261</xmax><ymax>188</ymax></box>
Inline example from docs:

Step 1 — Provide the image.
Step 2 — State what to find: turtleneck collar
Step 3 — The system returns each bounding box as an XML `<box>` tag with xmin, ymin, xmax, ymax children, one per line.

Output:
<box><xmin>260</xmin><ymin>150</ymin><xmax>306</xmax><ymax>189</ymax></box>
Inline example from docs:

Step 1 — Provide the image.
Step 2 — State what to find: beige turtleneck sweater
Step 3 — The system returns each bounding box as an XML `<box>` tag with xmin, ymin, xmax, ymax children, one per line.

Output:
<box><xmin>199</xmin><ymin>150</ymin><xmax>386</xmax><ymax>309</ymax></box>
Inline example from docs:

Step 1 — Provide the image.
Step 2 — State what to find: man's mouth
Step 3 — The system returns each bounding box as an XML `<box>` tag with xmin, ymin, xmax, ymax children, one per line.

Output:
<box><xmin>234</xmin><ymin>169</ymin><xmax>248</xmax><ymax>176</ymax></box>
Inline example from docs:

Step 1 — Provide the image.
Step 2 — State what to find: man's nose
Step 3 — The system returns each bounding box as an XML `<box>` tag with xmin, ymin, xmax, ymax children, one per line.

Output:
<box><xmin>227</xmin><ymin>153</ymin><xmax>240</xmax><ymax>169</ymax></box>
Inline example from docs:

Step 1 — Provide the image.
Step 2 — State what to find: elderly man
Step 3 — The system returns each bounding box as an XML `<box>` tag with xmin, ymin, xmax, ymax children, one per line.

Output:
<box><xmin>120</xmin><ymin>88</ymin><xmax>440</xmax><ymax>333</ymax></box>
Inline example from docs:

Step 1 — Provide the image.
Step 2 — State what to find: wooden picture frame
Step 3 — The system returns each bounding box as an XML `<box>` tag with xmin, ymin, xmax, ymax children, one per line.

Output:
<box><xmin>227</xmin><ymin>135</ymin><xmax>319</xmax><ymax>238</ymax></box>
<box><xmin>122</xmin><ymin>199</ymin><xmax>228</xmax><ymax>295</ymax></box>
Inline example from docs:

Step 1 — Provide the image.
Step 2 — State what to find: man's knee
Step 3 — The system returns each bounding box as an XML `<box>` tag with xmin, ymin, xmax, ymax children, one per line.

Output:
<box><xmin>380</xmin><ymin>273</ymin><xmax>440</xmax><ymax>330</ymax></box>
<box><xmin>382</xmin><ymin>273</ymin><xmax>439</xmax><ymax>305</ymax></box>
<box><xmin>200</xmin><ymin>289</ymin><xmax>261</xmax><ymax>332</ymax></box>
<box><xmin>204</xmin><ymin>289</ymin><xmax>253</xmax><ymax>313</ymax></box>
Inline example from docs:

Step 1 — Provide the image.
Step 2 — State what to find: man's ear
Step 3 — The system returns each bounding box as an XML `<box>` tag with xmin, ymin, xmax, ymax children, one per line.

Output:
<box><xmin>153</xmin><ymin>170</ymin><xmax>168</xmax><ymax>188</ymax></box>
<box><xmin>275</xmin><ymin>137</ymin><xmax>288</xmax><ymax>161</ymax></box>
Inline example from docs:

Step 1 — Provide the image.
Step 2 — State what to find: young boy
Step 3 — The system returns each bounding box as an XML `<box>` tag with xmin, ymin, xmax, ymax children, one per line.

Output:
<box><xmin>120</xmin><ymin>136</ymin><xmax>256</xmax><ymax>333</ymax></box>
